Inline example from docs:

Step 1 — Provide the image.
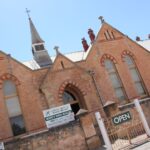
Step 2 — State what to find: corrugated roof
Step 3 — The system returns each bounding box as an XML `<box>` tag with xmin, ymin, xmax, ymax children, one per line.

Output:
<box><xmin>23</xmin><ymin>59</ymin><xmax>41</xmax><ymax>70</ymax></box>
<box><xmin>22</xmin><ymin>39</ymin><xmax>150</xmax><ymax>70</ymax></box>
<box><xmin>22</xmin><ymin>45</ymin><xmax>92</xmax><ymax>70</ymax></box>
<box><xmin>137</xmin><ymin>39</ymin><xmax>150</xmax><ymax>52</ymax></box>
<box><xmin>63</xmin><ymin>51</ymin><xmax>84</xmax><ymax>62</ymax></box>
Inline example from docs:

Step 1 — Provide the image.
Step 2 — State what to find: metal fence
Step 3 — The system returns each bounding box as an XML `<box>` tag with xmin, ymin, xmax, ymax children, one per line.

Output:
<box><xmin>104</xmin><ymin>109</ymin><xmax>148</xmax><ymax>150</ymax></box>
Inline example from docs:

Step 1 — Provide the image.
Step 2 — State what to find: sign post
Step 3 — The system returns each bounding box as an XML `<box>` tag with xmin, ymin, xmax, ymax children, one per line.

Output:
<box><xmin>95</xmin><ymin>112</ymin><xmax>112</xmax><ymax>150</ymax></box>
<box><xmin>0</xmin><ymin>142</ymin><xmax>4</xmax><ymax>150</ymax></box>
<box><xmin>134</xmin><ymin>99</ymin><xmax>150</xmax><ymax>136</ymax></box>
<box><xmin>43</xmin><ymin>104</ymin><xmax>74</xmax><ymax>128</ymax></box>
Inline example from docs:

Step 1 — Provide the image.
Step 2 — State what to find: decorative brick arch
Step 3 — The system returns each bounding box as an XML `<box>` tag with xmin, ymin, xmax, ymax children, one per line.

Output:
<box><xmin>121</xmin><ymin>50</ymin><xmax>136</xmax><ymax>61</ymax></box>
<box><xmin>58</xmin><ymin>79</ymin><xmax>86</xmax><ymax>101</ymax></box>
<box><xmin>0</xmin><ymin>73</ymin><xmax>20</xmax><ymax>89</ymax></box>
<box><xmin>100</xmin><ymin>53</ymin><xmax>117</xmax><ymax>66</ymax></box>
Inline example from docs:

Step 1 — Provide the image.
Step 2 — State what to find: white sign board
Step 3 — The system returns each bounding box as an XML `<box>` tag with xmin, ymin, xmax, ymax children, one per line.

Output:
<box><xmin>0</xmin><ymin>142</ymin><xmax>4</xmax><ymax>150</ymax></box>
<box><xmin>43</xmin><ymin>104</ymin><xmax>74</xmax><ymax>128</ymax></box>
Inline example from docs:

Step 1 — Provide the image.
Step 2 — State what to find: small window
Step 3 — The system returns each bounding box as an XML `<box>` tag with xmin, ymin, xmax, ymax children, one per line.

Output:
<box><xmin>111</xmin><ymin>31</ymin><xmax>115</xmax><ymax>39</ymax></box>
<box><xmin>61</xmin><ymin>61</ymin><xmax>65</xmax><ymax>69</ymax></box>
<box><xmin>106</xmin><ymin>30</ymin><xmax>111</xmax><ymax>39</ymax></box>
<box><xmin>104</xmin><ymin>30</ymin><xmax>115</xmax><ymax>40</ymax></box>
<box><xmin>104</xmin><ymin>32</ymin><xmax>109</xmax><ymax>40</ymax></box>
<box><xmin>35</xmin><ymin>44</ymin><xmax>44</xmax><ymax>51</ymax></box>
<box><xmin>3</xmin><ymin>80</ymin><xmax>26</xmax><ymax>136</ymax></box>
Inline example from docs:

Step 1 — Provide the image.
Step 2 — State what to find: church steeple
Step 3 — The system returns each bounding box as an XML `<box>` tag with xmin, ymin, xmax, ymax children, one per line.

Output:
<box><xmin>26</xmin><ymin>9</ymin><xmax>52</xmax><ymax>67</ymax></box>
<box><xmin>29</xmin><ymin>17</ymin><xmax>44</xmax><ymax>44</ymax></box>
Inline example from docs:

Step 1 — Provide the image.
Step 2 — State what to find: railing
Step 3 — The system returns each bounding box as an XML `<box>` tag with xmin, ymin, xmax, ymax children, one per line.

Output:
<box><xmin>109</xmin><ymin>122</ymin><xmax>147</xmax><ymax>150</ymax></box>
<box><xmin>104</xmin><ymin>109</ymin><xmax>148</xmax><ymax>150</ymax></box>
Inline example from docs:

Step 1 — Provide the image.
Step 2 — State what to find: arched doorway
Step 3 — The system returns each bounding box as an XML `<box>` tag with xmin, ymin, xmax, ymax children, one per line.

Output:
<box><xmin>62</xmin><ymin>83</ymin><xmax>86</xmax><ymax>114</ymax></box>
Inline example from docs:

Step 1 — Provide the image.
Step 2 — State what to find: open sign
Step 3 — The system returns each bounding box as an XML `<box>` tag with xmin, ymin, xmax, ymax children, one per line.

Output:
<box><xmin>112</xmin><ymin>111</ymin><xmax>132</xmax><ymax>125</ymax></box>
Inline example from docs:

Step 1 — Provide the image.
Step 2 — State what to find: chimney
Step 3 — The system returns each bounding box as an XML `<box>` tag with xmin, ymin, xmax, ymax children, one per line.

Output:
<box><xmin>148</xmin><ymin>34</ymin><xmax>150</xmax><ymax>39</ymax></box>
<box><xmin>136</xmin><ymin>36</ymin><xmax>141</xmax><ymax>41</ymax></box>
<box><xmin>88</xmin><ymin>28</ymin><xmax>95</xmax><ymax>43</ymax></box>
<box><xmin>82</xmin><ymin>38</ymin><xmax>89</xmax><ymax>52</ymax></box>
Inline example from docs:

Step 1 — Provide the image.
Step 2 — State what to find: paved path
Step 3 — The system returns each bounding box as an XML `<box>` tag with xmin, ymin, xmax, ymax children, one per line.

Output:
<box><xmin>131</xmin><ymin>141</ymin><xmax>150</xmax><ymax>150</ymax></box>
<box><xmin>96</xmin><ymin>138</ymin><xmax>150</xmax><ymax>150</ymax></box>
<box><xmin>96</xmin><ymin>141</ymin><xmax>150</xmax><ymax>150</ymax></box>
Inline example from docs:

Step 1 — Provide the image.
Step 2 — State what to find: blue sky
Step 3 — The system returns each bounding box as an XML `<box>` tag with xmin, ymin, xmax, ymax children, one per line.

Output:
<box><xmin>0</xmin><ymin>0</ymin><xmax>150</xmax><ymax>62</ymax></box>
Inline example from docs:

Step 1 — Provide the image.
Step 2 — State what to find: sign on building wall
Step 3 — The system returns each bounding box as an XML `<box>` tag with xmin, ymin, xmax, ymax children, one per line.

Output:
<box><xmin>43</xmin><ymin>104</ymin><xmax>75</xmax><ymax>128</ymax></box>
<box><xmin>112</xmin><ymin>111</ymin><xmax>132</xmax><ymax>125</ymax></box>
<box><xmin>0</xmin><ymin>142</ymin><xmax>4</xmax><ymax>150</ymax></box>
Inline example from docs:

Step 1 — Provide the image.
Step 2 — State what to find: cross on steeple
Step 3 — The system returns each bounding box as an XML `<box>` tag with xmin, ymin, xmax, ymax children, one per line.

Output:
<box><xmin>98</xmin><ymin>16</ymin><xmax>105</xmax><ymax>24</ymax></box>
<box><xmin>26</xmin><ymin>8</ymin><xmax>31</xmax><ymax>18</ymax></box>
<box><xmin>54</xmin><ymin>46</ymin><xmax>60</xmax><ymax>55</ymax></box>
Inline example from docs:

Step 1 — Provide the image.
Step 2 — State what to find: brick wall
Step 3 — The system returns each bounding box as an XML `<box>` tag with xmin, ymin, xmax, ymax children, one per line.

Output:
<box><xmin>4</xmin><ymin>121</ymin><xmax>88</xmax><ymax>150</ymax></box>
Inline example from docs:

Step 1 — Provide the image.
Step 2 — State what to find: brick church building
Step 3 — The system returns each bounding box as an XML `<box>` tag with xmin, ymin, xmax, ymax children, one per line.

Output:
<box><xmin>0</xmin><ymin>15</ymin><xmax>150</xmax><ymax>150</ymax></box>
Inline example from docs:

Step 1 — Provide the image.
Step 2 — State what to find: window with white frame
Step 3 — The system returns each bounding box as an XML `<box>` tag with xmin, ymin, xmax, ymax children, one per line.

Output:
<box><xmin>3</xmin><ymin>80</ymin><xmax>26</xmax><ymax>136</ymax></box>
<box><xmin>104</xmin><ymin>59</ymin><xmax>126</xmax><ymax>101</ymax></box>
<box><xmin>124</xmin><ymin>55</ymin><xmax>146</xmax><ymax>96</ymax></box>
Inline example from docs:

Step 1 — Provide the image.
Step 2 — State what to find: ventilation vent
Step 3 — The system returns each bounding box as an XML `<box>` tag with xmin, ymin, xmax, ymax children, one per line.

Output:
<box><xmin>104</xmin><ymin>30</ymin><xmax>115</xmax><ymax>40</ymax></box>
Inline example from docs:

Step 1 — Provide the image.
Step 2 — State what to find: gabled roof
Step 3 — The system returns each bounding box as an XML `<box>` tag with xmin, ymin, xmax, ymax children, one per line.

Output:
<box><xmin>22</xmin><ymin>22</ymin><xmax>150</xmax><ymax>70</ymax></box>
<box><xmin>0</xmin><ymin>50</ymin><xmax>32</xmax><ymax>71</ymax></box>
<box><xmin>50</xmin><ymin>52</ymin><xmax>76</xmax><ymax>71</ymax></box>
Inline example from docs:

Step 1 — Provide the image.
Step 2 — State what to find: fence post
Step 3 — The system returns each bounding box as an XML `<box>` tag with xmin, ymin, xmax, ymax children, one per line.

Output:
<box><xmin>134</xmin><ymin>99</ymin><xmax>150</xmax><ymax>136</ymax></box>
<box><xmin>95</xmin><ymin>112</ymin><xmax>112</xmax><ymax>150</ymax></box>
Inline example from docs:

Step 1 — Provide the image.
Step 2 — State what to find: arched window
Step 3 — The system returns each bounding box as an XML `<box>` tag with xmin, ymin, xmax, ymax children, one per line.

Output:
<box><xmin>63</xmin><ymin>91</ymin><xmax>76</xmax><ymax>104</ymax></box>
<box><xmin>62</xmin><ymin>84</ymin><xmax>85</xmax><ymax>114</ymax></box>
<box><xmin>124</xmin><ymin>55</ymin><xmax>146</xmax><ymax>96</ymax></box>
<box><xmin>3</xmin><ymin>80</ymin><xmax>26</xmax><ymax>136</ymax></box>
<box><xmin>104</xmin><ymin>59</ymin><xmax>126</xmax><ymax>101</ymax></box>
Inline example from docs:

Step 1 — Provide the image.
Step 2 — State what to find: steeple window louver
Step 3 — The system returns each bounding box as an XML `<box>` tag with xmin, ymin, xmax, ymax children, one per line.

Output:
<box><xmin>35</xmin><ymin>44</ymin><xmax>45</xmax><ymax>51</ymax></box>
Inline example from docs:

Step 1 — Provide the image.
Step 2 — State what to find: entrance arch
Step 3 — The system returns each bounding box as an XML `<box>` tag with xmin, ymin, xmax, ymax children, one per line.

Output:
<box><xmin>59</xmin><ymin>80</ymin><xmax>86</xmax><ymax>114</ymax></box>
